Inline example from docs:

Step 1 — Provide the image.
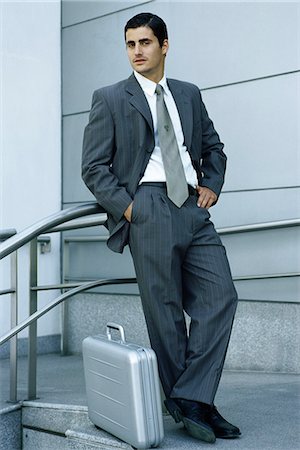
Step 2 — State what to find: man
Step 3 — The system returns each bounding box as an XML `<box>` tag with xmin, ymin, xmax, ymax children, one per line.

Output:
<box><xmin>82</xmin><ymin>12</ymin><xmax>240</xmax><ymax>444</ymax></box>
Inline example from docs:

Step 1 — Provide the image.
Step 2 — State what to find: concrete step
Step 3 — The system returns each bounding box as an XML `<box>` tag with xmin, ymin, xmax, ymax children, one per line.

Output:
<box><xmin>0</xmin><ymin>404</ymin><xmax>22</xmax><ymax>450</ymax></box>
<box><xmin>22</xmin><ymin>401</ymin><xmax>132</xmax><ymax>449</ymax></box>
<box><xmin>23</xmin><ymin>428</ymin><xmax>131</xmax><ymax>450</ymax></box>
<box><xmin>1</xmin><ymin>355</ymin><xmax>299</xmax><ymax>449</ymax></box>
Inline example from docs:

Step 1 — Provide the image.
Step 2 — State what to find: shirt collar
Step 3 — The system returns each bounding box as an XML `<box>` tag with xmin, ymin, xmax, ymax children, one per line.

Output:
<box><xmin>134</xmin><ymin>71</ymin><xmax>169</xmax><ymax>96</ymax></box>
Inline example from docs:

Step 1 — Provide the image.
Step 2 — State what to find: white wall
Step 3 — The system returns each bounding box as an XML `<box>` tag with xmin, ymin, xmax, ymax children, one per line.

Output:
<box><xmin>0</xmin><ymin>0</ymin><xmax>61</xmax><ymax>338</ymax></box>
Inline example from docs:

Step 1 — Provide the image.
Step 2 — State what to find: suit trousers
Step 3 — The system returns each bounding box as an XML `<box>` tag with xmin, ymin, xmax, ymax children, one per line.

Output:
<box><xmin>129</xmin><ymin>183</ymin><xmax>238</xmax><ymax>405</ymax></box>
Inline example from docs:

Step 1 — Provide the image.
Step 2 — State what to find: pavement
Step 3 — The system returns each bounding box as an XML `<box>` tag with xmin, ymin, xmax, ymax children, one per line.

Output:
<box><xmin>1</xmin><ymin>353</ymin><xmax>300</xmax><ymax>450</ymax></box>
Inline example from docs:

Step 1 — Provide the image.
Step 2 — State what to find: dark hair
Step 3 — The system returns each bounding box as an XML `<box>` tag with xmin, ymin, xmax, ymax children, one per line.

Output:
<box><xmin>124</xmin><ymin>13</ymin><xmax>168</xmax><ymax>47</ymax></box>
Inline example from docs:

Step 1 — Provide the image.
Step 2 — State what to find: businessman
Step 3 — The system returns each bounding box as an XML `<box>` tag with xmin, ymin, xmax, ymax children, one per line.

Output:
<box><xmin>82</xmin><ymin>12</ymin><xmax>240</xmax><ymax>443</ymax></box>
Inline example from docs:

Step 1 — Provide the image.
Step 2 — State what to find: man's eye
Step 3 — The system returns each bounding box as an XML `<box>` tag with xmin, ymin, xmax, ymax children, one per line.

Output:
<box><xmin>141</xmin><ymin>41</ymin><xmax>150</xmax><ymax>46</ymax></box>
<box><xmin>127</xmin><ymin>43</ymin><xmax>135</xmax><ymax>49</ymax></box>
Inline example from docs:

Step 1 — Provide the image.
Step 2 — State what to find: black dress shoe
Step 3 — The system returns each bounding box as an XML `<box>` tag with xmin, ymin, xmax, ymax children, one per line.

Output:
<box><xmin>206</xmin><ymin>405</ymin><xmax>241</xmax><ymax>439</ymax></box>
<box><xmin>165</xmin><ymin>398</ymin><xmax>216</xmax><ymax>443</ymax></box>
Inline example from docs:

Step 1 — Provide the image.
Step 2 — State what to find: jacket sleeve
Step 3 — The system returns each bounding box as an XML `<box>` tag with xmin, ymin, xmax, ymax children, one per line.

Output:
<box><xmin>81</xmin><ymin>89</ymin><xmax>133</xmax><ymax>222</ymax></box>
<box><xmin>198</xmin><ymin>89</ymin><xmax>227</xmax><ymax>197</ymax></box>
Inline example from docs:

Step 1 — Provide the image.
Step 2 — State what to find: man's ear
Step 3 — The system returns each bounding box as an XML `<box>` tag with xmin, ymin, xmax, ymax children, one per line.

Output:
<box><xmin>162</xmin><ymin>39</ymin><xmax>169</xmax><ymax>56</ymax></box>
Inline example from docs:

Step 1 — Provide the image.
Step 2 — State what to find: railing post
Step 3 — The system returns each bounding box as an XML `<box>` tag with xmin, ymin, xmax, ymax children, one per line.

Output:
<box><xmin>61</xmin><ymin>238</ymin><xmax>69</xmax><ymax>355</ymax></box>
<box><xmin>9</xmin><ymin>250</ymin><xmax>18</xmax><ymax>403</ymax></box>
<box><xmin>28</xmin><ymin>238</ymin><xmax>38</xmax><ymax>400</ymax></box>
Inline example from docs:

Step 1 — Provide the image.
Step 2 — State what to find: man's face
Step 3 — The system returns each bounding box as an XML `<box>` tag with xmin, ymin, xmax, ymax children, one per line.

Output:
<box><xmin>125</xmin><ymin>26</ymin><xmax>168</xmax><ymax>82</ymax></box>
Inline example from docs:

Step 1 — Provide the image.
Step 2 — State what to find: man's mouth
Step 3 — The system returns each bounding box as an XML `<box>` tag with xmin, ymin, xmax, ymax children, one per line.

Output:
<box><xmin>134</xmin><ymin>58</ymin><xmax>146</xmax><ymax>63</ymax></box>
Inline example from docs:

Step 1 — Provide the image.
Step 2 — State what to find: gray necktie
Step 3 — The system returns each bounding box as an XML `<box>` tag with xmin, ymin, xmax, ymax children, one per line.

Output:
<box><xmin>155</xmin><ymin>84</ymin><xmax>188</xmax><ymax>207</ymax></box>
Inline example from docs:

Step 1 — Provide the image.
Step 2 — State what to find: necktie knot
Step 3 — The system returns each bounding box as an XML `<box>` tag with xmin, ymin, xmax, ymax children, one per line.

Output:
<box><xmin>155</xmin><ymin>84</ymin><xmax>163</xmax><ymax>96</ymax></box>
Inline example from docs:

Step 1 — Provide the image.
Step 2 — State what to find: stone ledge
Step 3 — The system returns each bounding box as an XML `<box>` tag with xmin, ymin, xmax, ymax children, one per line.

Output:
<box><xmin>22</xmin><ymin>403</ymin><xmax>90</xmax><ymax>435</ymax></box>
<box><xmin>22</xmin><ymin>400</ymin><xmax>88</xmax><ymax>411</ymax></box>
<box><xmin>22</xmin><ymin>402</ymin><xmax>133</xmax><ymax>449</ymax></box>
<box><xmin>0</xmin><ymin>403</ymin><xmax>22</xmax><ymax>415</ymax></box>
<box><xmin>0</xmin><ymin>334</ymin><xmax>61</xmax><ymax>360</ymax></box>
<box><xmin>66</xmin><ymin>293</ymin><xmax>300</xmax><ymax>373</ymax></box>
<box><xmin>66</xmin><ymin>426</ymin><xmax>132</xmax><ymax>449</ymax></box>
<box><xmin>0</xmin><ymin>406</ymin><xmax>21</xmax><ymax>450</ymax></box>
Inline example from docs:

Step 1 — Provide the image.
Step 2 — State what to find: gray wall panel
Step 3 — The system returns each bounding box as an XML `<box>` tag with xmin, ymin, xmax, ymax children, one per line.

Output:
<box><xmin>65</xmin><ymin>239</ymin><xmax>139</xmax><ymax>294</ymax></box>
<box><xmin>62</xmin><ymin>8</ymin><xmax>140</xmax><ymax>115</ymax></box>
<box><xmin>212</xmin><ymin>188</ymin><xmax>300</xmax><ymax>228</ymax></box>
<box><xmin>63</xmin><ymin>113</ymin><xmax>93</xmax><ymax>203</ymax></box>
<box><xmin>64</xmin><ymin>230</ymin><xmax>299</xmax><ymax>301</ymax></box>
<box><xmin>156</xmin><ymin>1</ymin><xmax>299</xmax><ymax>87</ymax></box>
<box><xmin>67</xmin><ymin>227</ymin><xmax>300</xmax><ymax>280</ymax></box>
<box><xmin>221</xmin><ymin>228</ymin><xmax>300</xmax><ymax>277</ymax></box>
<box><xmin>62</xmin><ymin>1</ymin><xmax>299</xmax><ymax>114</ymax></box>
<box><xmin>202</xmin><ymin>72</ymin><xmax>300</xmax><ymax>191</ymax></box>
<box><xmin>62</xmin><ymin>0</ymin><xmax>153</xmax><ymax>27</ymax></box>
<box><xmin>67</xmin><ymin>241</ymin><xmax>135</xmax><ymax>279</ymax></box>
<box><xmin>234</xmin><ymin>277</ymin><xmax>299</xmax><ymax>303</ymax></box>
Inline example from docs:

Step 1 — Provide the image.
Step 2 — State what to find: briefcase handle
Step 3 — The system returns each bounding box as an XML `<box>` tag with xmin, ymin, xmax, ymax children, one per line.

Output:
<box><xmin>106</xmin><ymin>322</ymin><xmax>126</xmax><ymax>344</ymax></box>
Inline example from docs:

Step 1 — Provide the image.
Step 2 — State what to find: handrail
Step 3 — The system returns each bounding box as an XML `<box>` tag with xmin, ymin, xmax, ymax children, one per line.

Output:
<box><xmin>28</xmin><ymin>271</ymin><xmax>298</xmax><ymax>293</ymax></box>
<box><xmin>46</xmin><ymin>215</ymin><xmax>300</xmax><ymax>236</ymax></box>
<box><xmin>49</xmin><ymin>213</ymin><xmax>107</xmax><ymax>233</ymax></box>
<box><xmin>217</xmin><ymin>218</ymin><xmax>300</xmax><ymax>235</ymax></box>
<box><xmin>0</xmin><ymin>229</ymin><xmax>17</xmax><ymax>242</ymax></box>
<box><xmin>54</xmin><ymin>216</ymin><xmax>299</xmax><ymax>236</ymax></box>
<box><xmin>0</xmin><ymin>202</ymin><xmax>103</xmax><ymax>260</ymax></box>
<box><xmin>0</xmin><ymin>278</ymin><xmax>136</xmax><ymax>347</ymax></box>
<box><xmin>0</xmin><ymin>288</ymin><xmax>16</xmax><ymax>296</ymax></box>
<box><xmin>0</xmin><ymin>203</ymin><xmax>102</xmax><ymax>402</ymax></box>
<box><xmin>1</xmin><ymin>201</ymin><xmax>299</xmax><ymax>261</ymax></box>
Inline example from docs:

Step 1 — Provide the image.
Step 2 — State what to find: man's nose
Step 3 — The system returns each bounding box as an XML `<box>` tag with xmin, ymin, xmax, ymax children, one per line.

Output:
<box><xmin>134</xmin><ymin>43</ymin><xmax>142</xmax><ymax>55</ymax></box>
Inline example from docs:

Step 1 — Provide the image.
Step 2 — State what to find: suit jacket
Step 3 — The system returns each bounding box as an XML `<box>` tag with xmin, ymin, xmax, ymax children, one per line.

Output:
<box><xmin>82</xmin><ymin>73</ymin><xmax>226</xmax><ymax>253</ymax></box>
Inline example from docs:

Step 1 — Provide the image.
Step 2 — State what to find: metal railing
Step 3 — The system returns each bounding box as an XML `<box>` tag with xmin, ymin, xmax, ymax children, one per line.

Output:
<box><xmin>0</xmin><ymin>201</ymin><xmax>299</xmax><ymax>403</ymax></box>
<box><xmin>0</xmin><ymin>203</ymin><xmax>108</xmax><ymax>402</ymax></box>
<box><xmin>0</xmin><ymin>229</ymin><xmax>18</xmax><ymax>402</ymax></box>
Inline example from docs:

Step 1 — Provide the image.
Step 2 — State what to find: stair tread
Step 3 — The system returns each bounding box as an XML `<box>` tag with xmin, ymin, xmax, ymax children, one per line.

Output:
<box><xmin>22</xmin><ymin>402</ymin><xmax>132</xmax><ymax>448</ymax></box>
<box><xmin>66</xmin><ymin>426</ymin><xmax>131</xmax><ymax>449</ymax></box>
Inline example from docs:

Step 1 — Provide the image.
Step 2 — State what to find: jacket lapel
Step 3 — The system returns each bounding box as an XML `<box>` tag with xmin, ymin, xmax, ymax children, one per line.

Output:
<box><xmin>125</xmin><ymin>74</ymin><xmax>154</xmax><ymax>133</ymax></box>
<box><xmin>167</xmin><ymin>79</ymin><xmax>193</xmax><ymax>150</ymax></box>
<box><xmin>125</xmin><ymin>75</ymin><xmax>193</xmax><ymax>149</ymax></box>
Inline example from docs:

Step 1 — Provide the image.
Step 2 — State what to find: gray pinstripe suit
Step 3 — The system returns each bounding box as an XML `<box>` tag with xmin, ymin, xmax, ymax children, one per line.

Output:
<box><xmin>82</xmin><ymin>73</ymin><xmax>238</xmax><ymax>404</ymax></box>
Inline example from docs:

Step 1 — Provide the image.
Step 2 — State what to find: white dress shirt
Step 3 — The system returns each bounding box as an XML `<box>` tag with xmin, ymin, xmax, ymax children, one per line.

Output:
<box><xmin>134</xmin><ymin>71</ymin><xmax>198</xmax><ymax>187</ymax></box>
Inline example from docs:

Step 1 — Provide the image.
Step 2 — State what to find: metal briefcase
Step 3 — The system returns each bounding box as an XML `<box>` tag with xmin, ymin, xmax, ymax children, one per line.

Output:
<box><xmin>82</xmin><ymin>322</ymin><xmax>164</xmax><ymax>449</ymax></box>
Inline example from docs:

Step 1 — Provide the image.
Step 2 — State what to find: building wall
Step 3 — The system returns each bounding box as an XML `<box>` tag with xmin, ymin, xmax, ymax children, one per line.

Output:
<box><xmin>62</xmin><ymin>0</ymin><xmax>300</xmax><ymax>303</ymax></box>
<box><xmin>0</xmin><ymin>0</ymin><xmax>62</xmax><ymax>346</ymax></box>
